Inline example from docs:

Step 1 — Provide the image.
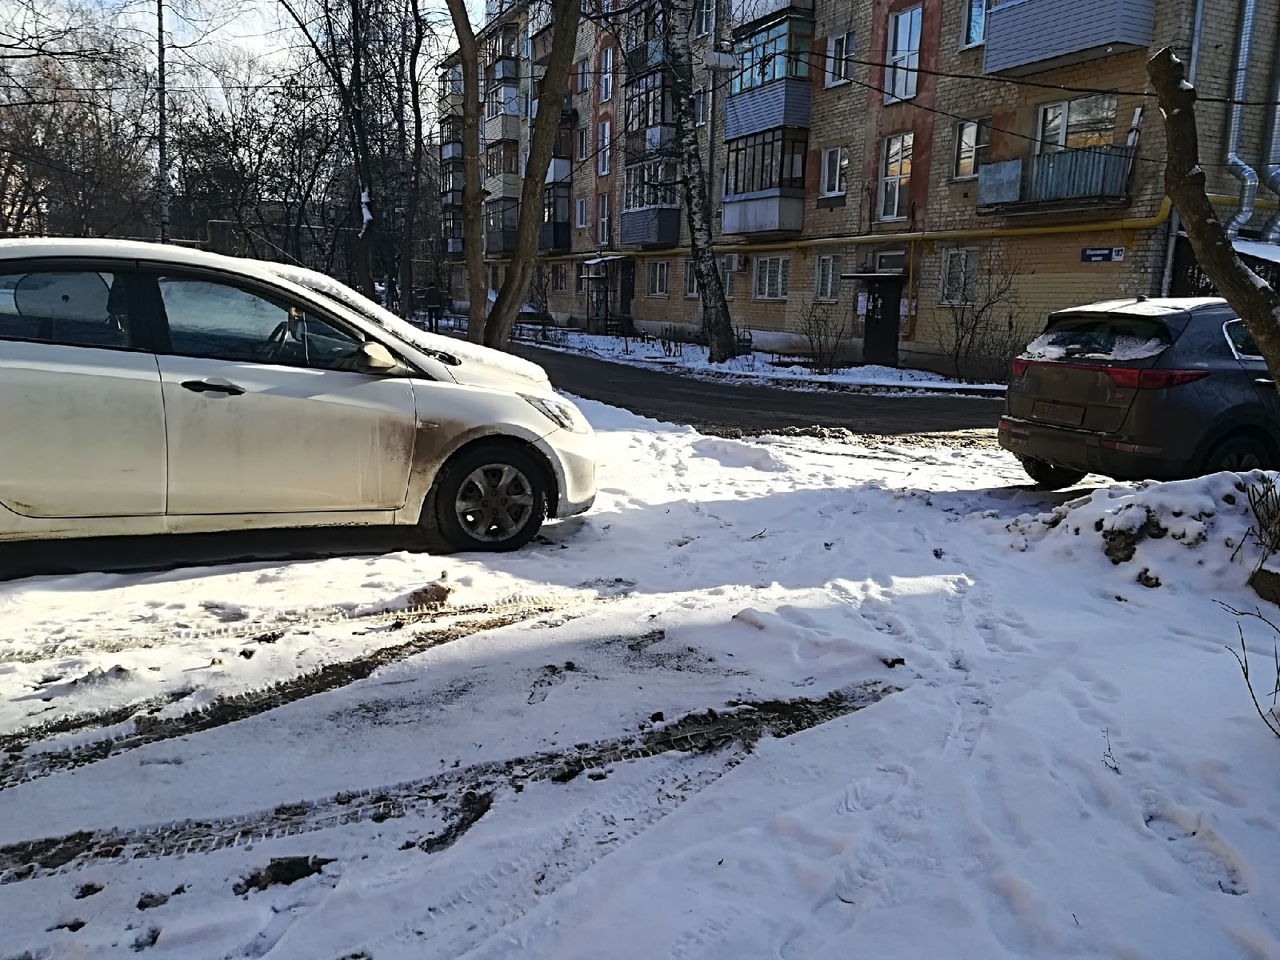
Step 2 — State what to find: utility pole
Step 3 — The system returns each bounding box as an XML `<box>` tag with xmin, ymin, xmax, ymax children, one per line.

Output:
<box><xmin>157</xmin><ymin>0</ymin><xmax>170</xmax><ymax>243</ymax></box>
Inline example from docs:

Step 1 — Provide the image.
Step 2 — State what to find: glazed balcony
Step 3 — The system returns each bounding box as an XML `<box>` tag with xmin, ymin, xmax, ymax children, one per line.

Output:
<box><xmin>984</xmin><ymin>0</ymin><xmax>1155</xmax><ymax>76</ymax></box>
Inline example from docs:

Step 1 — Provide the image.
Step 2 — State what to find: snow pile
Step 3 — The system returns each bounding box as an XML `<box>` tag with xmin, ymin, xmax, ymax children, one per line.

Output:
<box><xmin>1021</xmin><ymin>333</ymin><xmax>1168</xmax><ymax>362</ymax></box>
<box><xmin>1008</xmin><ymin>471</ymin><xmax>1270</xmax><ymax>590</ymax></box>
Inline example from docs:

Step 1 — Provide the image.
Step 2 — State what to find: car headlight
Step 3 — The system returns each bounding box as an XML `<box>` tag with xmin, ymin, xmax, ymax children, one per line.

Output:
<box><xmin>521</xmin><ymin>393</ymin><xmax>589</xmax><ymax>433</ymax></box>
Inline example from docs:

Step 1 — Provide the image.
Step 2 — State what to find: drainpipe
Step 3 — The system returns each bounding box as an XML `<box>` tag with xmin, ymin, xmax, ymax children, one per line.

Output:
<box><xmin>1160</xmin><ymin>0</ymin><xmax>1205</xmax><ymax>294</ymax></box>
<box><xmin>1260</xmin><ymin>33</ymin><xmax>1280</xmax><ymax>241</ymax></box>
<box><xmin>1224</xmin><ymin>0</ymin><xmax>1259</xmax><ymax>240</ymax></box>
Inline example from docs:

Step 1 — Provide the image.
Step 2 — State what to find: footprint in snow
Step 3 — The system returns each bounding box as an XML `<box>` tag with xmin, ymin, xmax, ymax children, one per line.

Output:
<box><xmin>840</xmin><ymin>763</ymin><xmax>911</xmax><ymax>814</ymax></box>
<box><xmin>1144</xmin><ymin>804</ymin><xmax>1249</xmax><ymax>895</ymax></box>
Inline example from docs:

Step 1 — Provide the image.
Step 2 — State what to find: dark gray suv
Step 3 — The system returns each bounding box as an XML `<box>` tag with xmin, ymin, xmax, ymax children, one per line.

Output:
<box><xmin>999</xmin><ymin>297</ymin><xmax>1279</xmax><ymax>489</ymax></box>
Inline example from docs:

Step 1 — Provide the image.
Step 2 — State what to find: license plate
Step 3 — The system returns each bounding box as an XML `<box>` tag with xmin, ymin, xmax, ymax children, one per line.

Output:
<box><xmin>1031</xmin><ymin>400</ymin><xmax>1085</xmax><ymax>426</ymax></box>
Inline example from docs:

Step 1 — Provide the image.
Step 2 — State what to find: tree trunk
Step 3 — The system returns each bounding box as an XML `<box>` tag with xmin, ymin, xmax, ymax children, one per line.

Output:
<box><xmin>484</xmin><ymin>0</ymin><xmax>582</xmax><ymax>350</ymax></box>
<box><xmin>443</xmin><ymin>0</ymin><xmax>489</xmax><ymax>344</ymax></box>
<box><xmin>665</xmin><ymin>0</ymin><xmax>736</xmax><ymax>363</ymax></box>
<box><xmin>1148</xmin><ymin>47</ymin><xmax>1280</xmax><ymax>372</ymax></box>
<box><xmin>399</xmin><ymin>0</ymin><xmax>426</xmax><ymax>319</ymax></box>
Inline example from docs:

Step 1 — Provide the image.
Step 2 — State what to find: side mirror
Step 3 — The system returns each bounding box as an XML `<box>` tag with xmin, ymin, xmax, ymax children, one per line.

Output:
<box><xmin>356</xmin><ymin>341</ymin><xmax>399</xmax><ymax>375</ymax></box>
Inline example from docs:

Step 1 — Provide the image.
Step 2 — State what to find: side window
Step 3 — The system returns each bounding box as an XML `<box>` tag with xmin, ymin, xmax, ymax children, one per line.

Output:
<box><xmin>0</xmin><ymin>269</ymin><xmax>132</xmax><ymax>349</ymax></box>
<box><xmin>1226</xmin><ymin>319</ymin><xmax>1261</xmax><ymax>359</ymax></box>
<box><xmin>158</xmin><ymin>277</ymin><xmax>364</xmax><ymax>371</ymax></box>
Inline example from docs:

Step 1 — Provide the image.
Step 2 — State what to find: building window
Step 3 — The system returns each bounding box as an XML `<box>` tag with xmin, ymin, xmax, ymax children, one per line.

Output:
<box><xmin>647</xmin><ymin>261</ymin><xmax>669</xmax><ymax>296</ymax></box>
<box><xmin>963</xmin><ymin>0</ymin><xmax>985</xmax><ymax>47</ymax></box>
<box><xmin>624</xmin><ymin>72</ymin><xmax>674</xmax><ymax>134</ymax></box>
<box><xmin>1037</xmin><ymin>94</ymin><xmax>1117</xmax><ymax>152</ymax></box>
<box><xmin>724</xmin><ymin>128</ymin><xmax>808</xmax><ymax>195</ymax></box>
<box><xmin>941</xmin><ymin>248</ymin><xmax>980</xmax><ymax>305</ymax></box>
<box><xmin>597</xmin><ymin>119</ymin><xmax>611</xmax><ymax>175</ymax></box>
<box><xmin>544</xmin><ymin>183</ymin><xmax>569</xmax><ymax>224</ymax></box>
<box><xmin>953</xmin><ymin>118</ymin><xmax>990</xmax><ymax>179</ymax></box>
<box><xmin>600</xmin><ymin>46</ymin><xmax>614</xmax><ymax>102</ymax></box>
<box><xmin>753</xmin><ymin>256</ymin><xmax>789</xmax><ymax>300</ymax></box>
<box><xmin>820</xmin><ymin>146</ymin><xmax>846</xmax><ymax>196</ymax></box>
<box><xmin>485</xmin><ymin>140</ymin><xmax>519</xmax><ymax>177</ymax></box>
<box><xmin>576</xmin><ymin>127</ymin><xmax>588</xmax><ymax>161</ymax></box>
<box><xmin>576</xmin><ymin>196</ymin><xmax>588</xmax><ymax>227</ymax></box>
<box><xmin>887</xmin><ymin>5</ymin><xmax>921</xmax><ymax>101</ymax></box>
<box><xmin>826</xmin><ymin>31</ymin><xmax>854</xmax><ymax>85</ymax></box>
<box><xmin>694</xmin><ymin>86</ymin><xmax>710</xmax><ymax>125</ymax></box>
<box><xmin>718</xmin><ymin>256</ymin><xmax>736</xmax><ymax>299</ymax></box>
<box><xmin>576</xmin><ymin>58</ymin><xmax>589</xmax><ymax>93</ymax></box>
<box><xmin>486</xmin><ymin>81</ymin><xmax>518</xmax><ymax>119</ymax></box>
<box><xmin>597</xmin><ymin>192</ymin><xmax>611</xmax><ymax>242</ymax></box>
<box><xmin>815</xmin><ymin>255</ymin><xmax>841</xmax><ymax>300</ymax></box>
<box><xmin>880</xmin><ymin>132</ymin><xmax>912</xmax><ymax>221</ymax></box>
<box><xmin>732</xmin><ymin>18</ymin><xmax>813</xmax><ymax>94</ymax></box>
<box><xmin>577</xmin><ymin>261</ymin><xmax>589</xmax><ymax>293</ymax></box>
<box><xmin>875</xmin><ymin>251</ymin><xmax>905</xmax><ymax>273</ymax></box>
<box><xmin>684</xmin><ymin>260</ymin><xmax>698</xmax><ymax>297</ymax></box>
<box><xmin>694</xmin><ymin>0</ymin><xmax>714</xmax><ymax>36</ymax></box>
<box><xmin>552</xmin><ymin>263</ymin><xmax>568</xmax><ymax>292</ymax></box>
<box><xmin>624</xmin><ymin>162</ymin><xmax>678</xmax><ymax>209</ymax></box>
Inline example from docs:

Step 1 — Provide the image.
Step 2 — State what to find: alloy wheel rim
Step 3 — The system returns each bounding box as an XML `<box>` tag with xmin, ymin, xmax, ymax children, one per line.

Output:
<box><xmin>454</xmin><ymin>463</ymin><xmax>536</xmax><ymax>542</ymax></box>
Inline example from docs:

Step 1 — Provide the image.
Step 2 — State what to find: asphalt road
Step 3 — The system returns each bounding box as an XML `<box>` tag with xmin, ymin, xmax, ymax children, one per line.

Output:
<box><xmin>517</xmin><ymin>345</ymin><xmax>1005</xmax><ymax>437</ymax></box>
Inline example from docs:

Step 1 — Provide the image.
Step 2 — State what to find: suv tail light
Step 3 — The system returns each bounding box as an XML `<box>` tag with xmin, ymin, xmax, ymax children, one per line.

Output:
<box><xmin>1011</xmin><ymin>358</ymin><xmax>1207</xmax><ymax>389</ymax></box>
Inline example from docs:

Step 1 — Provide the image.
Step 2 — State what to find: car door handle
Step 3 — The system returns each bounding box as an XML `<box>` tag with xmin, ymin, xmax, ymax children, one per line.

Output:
<box><xmin>180</xmin><ymin>379</ymin><xmax>245</xmax><ymax>396</ymax></box>
<box><xmin>1257</xmin><ymin>378</ymin><xmax>1276</xmax><ymax>386</ymax></box>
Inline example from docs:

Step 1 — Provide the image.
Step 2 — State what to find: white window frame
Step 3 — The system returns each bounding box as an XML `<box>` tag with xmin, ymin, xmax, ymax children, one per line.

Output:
<box><xmin>815</xmin><ymin>254</ymin><xmax>841</xmax><ymax>301</ymax></box>
<box><xmin>961</xmin><ymin>0</ymin><xmax>986</xmax><ymax>48</ymax></box>
<box><xmin>880</xmin><ymin>132</ymin><xmax>912</xmax><ymax>222</ymax></box>
<box><xmin>600</xmin><ymin>46</ymin><xmax>614</xmax><ymax>102</ymax></box>
<box><xmin>940</xmin><ymin>248</ymin><xmax>980</xmax><ymax>306</ymax></box>
<box><xmin>694</xmin><ymin>0</ymin><xmax>714</xmax><ymax>37</ymax></box>
<box><xmin>684</xmin><ymin>260</ymin><xmax>698</xmax><ymax>298</ymax></box>
<box><xmin>753</xmin><ymin>256</ymin><xmax>790</xmax><ymax>301</ymax></box>
<box><xmin>718</xmin><ymin>256</ymin><xmax>735</xmax><ymax>300</ymax></box>
<box><xmin>694</xmin><ymin>86</ymin><xmax>710</xmax><ymax>126</ymax></box>
<box><xmin>953</xmin><ymin>117</ymin><xmax>990</xmax><ymax>180</ymax></box>
<box><xmin>597</xmin><ymin>119</ymin><xmax>611</xmax><ymax>176</ymax></box>
<box><xmin>820</xmin><ymin>146</ymin><xmax>846</xmax><ymax>197</ymax></box>
<box><xmin>597</xmin><ymin>191</ymin><xmax>611</xmax><ymax>242</ymax></box>
<box><xmin>1036</xmin><ymin>94</ymin><xmax>1117</xmax><ymax>153</ymax></box>
<box><xmin>826</xmin><ymin>31</ymin><xmax>854</xmax><ymax>86</ymax></box>
<box><xmin>576</xmin><ymin>127</ymin><xmax>588</xmax><ymax>161</ymax></box>
<box><xmin>576</xmin><ymin>261</ymin><xmax>589</xmax><ymax>293</ymax></box>
<box><xmin>646</xmin><ymin>260</ymin><xmax>670</xmax><ymax>296</ymax></box>
<box><xmin>886</xmin><ymin>5</ymin><xmax>921</xmax><ymax>102</ymax></box>
<box><xmin>575</xmin><ymin>196</ymin><xmax>588</xmax><ymax>227</ymax></box>
<box><xmin>875</xmin><ymin>251</ymin><xmax>905</xmax><ymax>273</ymax></box>
<box><xmin>576</xmin><ymin>58</ymin><xmax>589</xmax><ymax>93</ymax></box>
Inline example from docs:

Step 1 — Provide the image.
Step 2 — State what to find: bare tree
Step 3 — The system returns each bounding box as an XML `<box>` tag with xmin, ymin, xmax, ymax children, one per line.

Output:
<box><xmin>931</xmin><ymin>248</ymin><xmax>1027</xmax><ymax>383</ymax></box>
<box><xmin>799</xmin><ymin>301</ymin><xmax>848</xmax><ymax>375</ymax></box>
<box><xmin>1148</xmin><ymin>47</ymin><xmax>1280</xmax><ymax>374</ymax></box>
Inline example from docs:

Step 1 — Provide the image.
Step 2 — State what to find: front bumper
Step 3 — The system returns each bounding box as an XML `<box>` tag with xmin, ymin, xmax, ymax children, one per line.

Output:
<box><xmin>536</xmin><ymin>427</ymin><xmax>597</xmax><ymax>518</ymax></box>
<box><xmin>998</xmin><ymin>416</ymin><xmax>1190</xmax><ymax>481</ymax></box>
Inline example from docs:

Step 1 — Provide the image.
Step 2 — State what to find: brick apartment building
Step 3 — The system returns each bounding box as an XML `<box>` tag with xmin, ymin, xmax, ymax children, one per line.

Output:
<box><xmin>440</xmin><ymin>0</ymin><xmax>1280</xmax><ymax>374</ymax></box>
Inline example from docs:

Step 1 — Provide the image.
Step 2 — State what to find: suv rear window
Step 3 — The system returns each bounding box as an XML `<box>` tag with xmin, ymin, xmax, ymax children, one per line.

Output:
<box><xmin>1022</xmin><ymin>314</ymin><xmax>1173</xmax><ymax>362</ymax></box>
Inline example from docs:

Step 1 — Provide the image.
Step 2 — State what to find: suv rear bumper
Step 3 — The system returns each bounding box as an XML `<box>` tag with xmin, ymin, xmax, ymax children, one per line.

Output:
<box><xmin>998</xmin><ymin>416</ymin><xmax>1191</xmax><ymax>481</ymax></box>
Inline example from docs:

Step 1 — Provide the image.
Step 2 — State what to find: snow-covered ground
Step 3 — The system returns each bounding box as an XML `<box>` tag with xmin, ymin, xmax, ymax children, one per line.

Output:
<box><xmin>2</xmin><ymin>401</ymin><xmax>1279</xmax><ymax>959</ymax></box>
<box><xmin>524</xmin><ymin>329</ymin><xmax>1006</xmax><ymax>394</ymax></box>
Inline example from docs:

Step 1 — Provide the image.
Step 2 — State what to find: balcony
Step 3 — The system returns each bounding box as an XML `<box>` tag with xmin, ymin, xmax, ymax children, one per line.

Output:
<box><xmin>441</xmin><ymin>140</ymin><xmax>463</xmax><ymax>162</ymax></box>
<box><xmin>626</xmin><ymin>38</ymin><xmax>671</xmax><ymax>76</ymax></box>
<box><xmin>484</xmin><ymin>172</ymin><xmax>522</xmax><ymax>200</ymax></box>
<box><xmin>439</xmin><ymin>90</ymin><xmax>462</xmax><ymax>117</ymax></box>
<box><xmin>984</xmin><ymin>0</ymin><xmax>1155</xmax><ymax>76</ymax></box>
<box><xmin>621</xmin><ymin>207</ymin><xmax>681</xmax><ymax>247</ymax></box>
<box><xmin>484</xmin><ymin>112</ymin><xmax>520</xmax><ymax>144</ymax></box>
<box><xmin>531</xmin><ymin>91</ymin><xmax>573</xmax><ymax>120</ymax></box>
<box><xmin>724</xmin><ymin>78</ymin><xmax>811</xmax><ymax>140</ymax></box>
<box><xmin>976</xmin><ymin>145</ymin><xmax>1136</xmax><ymax>215</ymax></box>
<box><xmin>488</xmin><ymin>56</ymin><xmax>519</xmax><ymax>82</ymax></box>
<box><xmin>625</xmin><ymin>125</ymin><xmax>675</xmax><ymax>158</ymax></box>
<box><xmin>545</xmin><ymin>157</ymin><xmax>571</xmax><ymax>183</ymax></box>
<box><xmin>729</xmin><ymin>0</ymin><xmax>813</xmax><ymax>33</ymax></box>
<box><xmin>486</xmin><ymin>229</ymin><xmax>519</xmax><ymax>255</ymax></box>
<box><xmin>539</xmin><ymin>221</ymin><xmax>570</xmax><ymax>251</ymax></box>
<box><xmin>442</xmin><ymin>188</ymin><xmax>463</xmax><ymax>207</ymax></box>
<box><xmin>721</xmin><ymin>188</ymin><xmax>804</xmax><ymax>235</ymax></box>
<box><xmin>445</xmin><ymin>237</ymin><xmax>463</xmax><ymax>255</ymax></box>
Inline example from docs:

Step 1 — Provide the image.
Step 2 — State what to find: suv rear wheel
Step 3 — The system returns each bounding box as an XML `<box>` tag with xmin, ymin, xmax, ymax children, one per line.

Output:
<box><xmin>1203</xmin><ymin>434</ymin><xmax>1271</xmax><ymax>474</ymax></box>
<box><xmin>1016</xmin><ymin>455</ymin><xmax>1088</xmax><ymax>491</ymax></box>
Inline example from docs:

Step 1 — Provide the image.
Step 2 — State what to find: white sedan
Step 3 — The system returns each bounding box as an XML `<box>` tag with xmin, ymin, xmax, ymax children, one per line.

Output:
<box><xmin>0</xmin><ymin>239</ymin><xmax>596</xmax><ymax>552</ymax></box>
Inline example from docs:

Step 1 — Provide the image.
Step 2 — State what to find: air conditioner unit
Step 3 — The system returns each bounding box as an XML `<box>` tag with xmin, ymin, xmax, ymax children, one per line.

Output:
<box><xmin>726</xmin><ymin>253</ymin><xmax>748</xmax><ymax>273</ymax></box>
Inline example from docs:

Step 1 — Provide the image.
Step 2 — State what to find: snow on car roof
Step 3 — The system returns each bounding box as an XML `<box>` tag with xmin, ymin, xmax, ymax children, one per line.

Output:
<box><xmin>1053</xmin><ymin>296</ymin><xmax>1226</xmax><ymax>317</ymax></box>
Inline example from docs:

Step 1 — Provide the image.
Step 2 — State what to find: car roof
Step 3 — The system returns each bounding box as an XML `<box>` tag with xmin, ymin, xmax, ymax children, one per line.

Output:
<box><xmin>1052</xmin><ymin>296</ymin><xmax>1228</xmax><ymax>318</ymax></box>
<box><xmin>0</xmin><ymin>237</ymin><xmax>285</xmax><ymax>283</ymax></box>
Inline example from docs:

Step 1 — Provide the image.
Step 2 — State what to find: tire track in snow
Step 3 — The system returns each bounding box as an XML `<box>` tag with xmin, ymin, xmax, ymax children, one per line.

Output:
<box><xmin>0</xmin><ymin>606</ymin><xmax>578</xmax><ymax>792</ymax></box>
<box><xmin>0</xmin><ymin>681</ymin><xmax>899</xmax><ymax>885</ymax></box>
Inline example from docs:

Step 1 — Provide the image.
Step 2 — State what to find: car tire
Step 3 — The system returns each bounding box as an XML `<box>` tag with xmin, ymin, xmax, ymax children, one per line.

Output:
<box><xmin>1016</xmin><ymin>455</ymin><xmax>1088</xmax><ymax>490</ymax></box>
<box><xmin>428</xmin><ymin>443</ymin><xmax>549</xmax><ymax>552</ymax></box>
<box><xmin>1203</xmin><ymin>434</ymin><xmax>1272</xmax><ymax>474</ymax></box>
